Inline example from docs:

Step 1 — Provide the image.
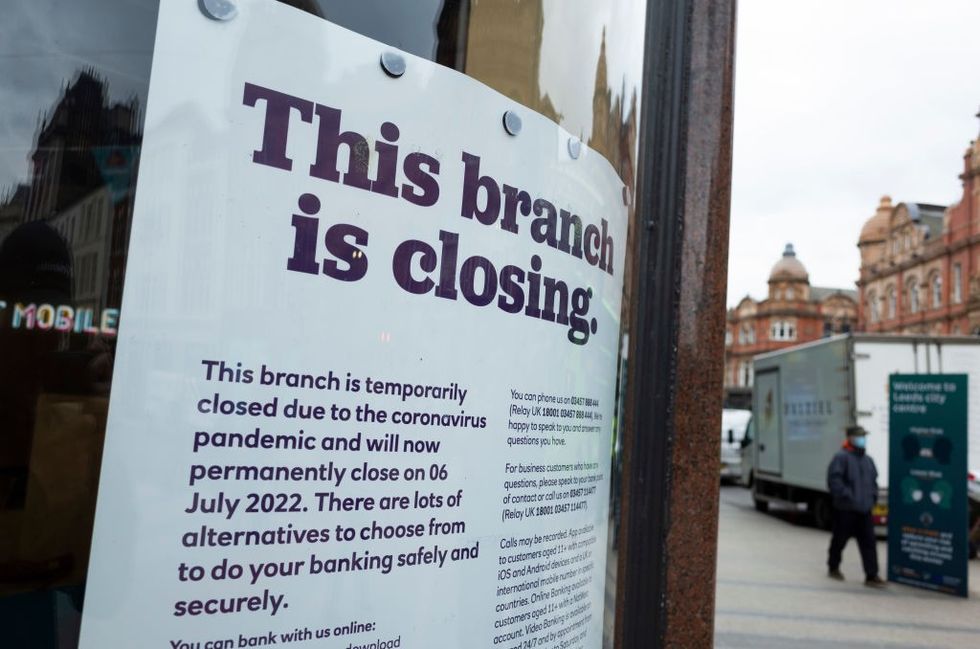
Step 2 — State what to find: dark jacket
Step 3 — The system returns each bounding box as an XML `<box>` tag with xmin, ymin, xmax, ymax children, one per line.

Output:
<box><xmin>827</xmin><ymin>445</ymin><xmax>878</xmax><ymax>513</ymax></box>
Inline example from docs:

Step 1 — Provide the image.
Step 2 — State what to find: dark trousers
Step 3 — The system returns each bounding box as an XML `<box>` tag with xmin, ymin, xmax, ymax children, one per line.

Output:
<box><xmin>828</xmin><ymin>509</ymin><xmax>878</xmax><ymax>578</ymax></box>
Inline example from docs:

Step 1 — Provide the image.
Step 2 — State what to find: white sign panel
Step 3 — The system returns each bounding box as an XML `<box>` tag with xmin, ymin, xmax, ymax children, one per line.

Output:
<box><xmin>80</xmin><ymin>2</ymin><xmax>627</xmax><ymax>648</ymax></box>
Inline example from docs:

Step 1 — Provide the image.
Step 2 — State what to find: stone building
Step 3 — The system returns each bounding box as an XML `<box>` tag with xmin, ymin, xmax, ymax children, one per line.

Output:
<box><xmin>724</xmin><ymin>244</ymin><xmax>858</xmax><ymax>396</ymax></box>
<box><xmin>857</xmin><ymin>126</ymin><xmax>980</xmax><ymax>334</ymax></box>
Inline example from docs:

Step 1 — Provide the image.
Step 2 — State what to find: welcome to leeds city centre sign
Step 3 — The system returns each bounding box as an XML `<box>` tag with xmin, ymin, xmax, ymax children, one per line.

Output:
<box><xmin>888</xmin><ymin>375</ymin><xmax>969</xmax><ymax>598</ymax></box>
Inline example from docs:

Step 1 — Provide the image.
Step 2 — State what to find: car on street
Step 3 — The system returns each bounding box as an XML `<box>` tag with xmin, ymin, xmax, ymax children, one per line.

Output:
<box><xmin>721</xmin><ymin>408</ymin><xmax>752</xmax><ymax>484</ymax></box>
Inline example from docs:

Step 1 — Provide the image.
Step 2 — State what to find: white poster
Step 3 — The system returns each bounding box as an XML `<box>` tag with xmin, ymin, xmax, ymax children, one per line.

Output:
<box><xmin>79</xmin><ymin>2</ymin><xmax>627</xmax><ymax>648</ymax></box>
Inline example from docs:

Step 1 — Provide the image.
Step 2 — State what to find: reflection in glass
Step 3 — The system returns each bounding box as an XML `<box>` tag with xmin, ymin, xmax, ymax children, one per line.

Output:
<box><xmin>298</xmin><ymin>1</ymin><xmax>642</xmax><ymax>188</ymax></box>
<box><xmin>0</xmin><ymin>1</ymin><xmax>645</xmax><ymax>646</ymax></box>
<box><xmin>0</xmin><ymin>2</ymin><xmax>155</xmax><ymax>645</ymax></box>
<box><xmin>0</xmin><ymin>71</ymin><xmax>143</xmax><ymax>646</ymax></box>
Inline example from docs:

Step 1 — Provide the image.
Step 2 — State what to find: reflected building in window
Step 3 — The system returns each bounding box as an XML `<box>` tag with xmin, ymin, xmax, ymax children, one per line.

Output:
<box><xmin>0</xmin><ymin>69</ymin><xmax>142</xmax><ymax>604</ymax></box>
<box><xmin>1</xmin><ymin>70</ymin><xmax>142</xmax><ymax>316</ymax></box>
<box><xmin>0</xmin><ymin>185</ymin><xmax>29</xmax><ymax>242</ymax></box>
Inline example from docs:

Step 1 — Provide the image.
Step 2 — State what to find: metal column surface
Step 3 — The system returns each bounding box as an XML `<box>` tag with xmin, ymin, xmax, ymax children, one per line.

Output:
<box><xmin>616</xmin><ymin>0</ymin><xmax>736</xmax><ymax>647</ymax></box>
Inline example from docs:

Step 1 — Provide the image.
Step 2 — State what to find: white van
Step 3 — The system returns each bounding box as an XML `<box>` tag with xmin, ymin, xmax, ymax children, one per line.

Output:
<box><xmin>750</xmin><ymin>334</ymin><xmax>980</xmax><ymax>531</ymax></box>
<box><xmin>721</xmin><ymin>408</ymin><xmax>752</xmax><ymax>483</ymax></box>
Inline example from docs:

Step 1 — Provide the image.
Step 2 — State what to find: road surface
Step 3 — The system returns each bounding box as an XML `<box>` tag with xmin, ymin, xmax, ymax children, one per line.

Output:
<box><xmin>715</xmin><ymin>485</ymin><xmax>980</xmax><ymax>648</ymax></box>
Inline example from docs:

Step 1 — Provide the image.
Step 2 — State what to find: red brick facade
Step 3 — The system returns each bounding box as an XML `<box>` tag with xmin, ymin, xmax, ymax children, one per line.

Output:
<box><xmin>724</xmin><ymin>244</ymin><xmax>857</xmax><ymax>388</ymax></box>
<box><xmin>857</xmin><ymin>127</ymin><xmax>980</xmax><ymax>335</ymax></box>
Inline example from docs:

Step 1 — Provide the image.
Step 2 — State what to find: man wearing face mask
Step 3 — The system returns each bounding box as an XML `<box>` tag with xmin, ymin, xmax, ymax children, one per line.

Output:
<box><xmin>826</xmin><ymin>425</ymin><xmax>886</xmax><ymax>587</ymax></box>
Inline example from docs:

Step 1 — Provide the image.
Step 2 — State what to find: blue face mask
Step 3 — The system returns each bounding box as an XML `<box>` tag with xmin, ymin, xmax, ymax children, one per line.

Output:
<box><xmin>851</xmin><ymin>436</ymin><xmax>867</xmax><ymax>449</ymax></box>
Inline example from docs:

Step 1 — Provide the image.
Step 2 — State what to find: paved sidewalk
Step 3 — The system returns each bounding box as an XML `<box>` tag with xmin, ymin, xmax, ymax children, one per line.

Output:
<box><xmin>715</xmin><ymin>486</ymin><xmax>980</xmax><ymax>648</ymax></box>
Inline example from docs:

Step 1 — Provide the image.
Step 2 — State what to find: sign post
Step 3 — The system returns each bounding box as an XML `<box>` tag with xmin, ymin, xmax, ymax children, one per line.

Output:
<box><xmin>888</xmin><ymin>374</ymin><xmax>969</xmax><ymax>597</ymax></box>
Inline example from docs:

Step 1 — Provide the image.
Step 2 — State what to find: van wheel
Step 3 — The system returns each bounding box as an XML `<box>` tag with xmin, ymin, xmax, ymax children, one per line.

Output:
<box><xmin>812</xmin><ymin>496</ymin><xmax>833</xmax><ymax>530</ymax></box>
<box><xmin>753</xmin><ymin>497</ymin><xmax>768</xmax><ymax>512</ymax></box>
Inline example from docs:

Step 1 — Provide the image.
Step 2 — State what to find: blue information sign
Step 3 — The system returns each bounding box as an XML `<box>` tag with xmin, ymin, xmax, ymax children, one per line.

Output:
<box><xmin>888</xmin><ymin>374</ymin><xmax>969</xmax><ymax>597</ymax></box>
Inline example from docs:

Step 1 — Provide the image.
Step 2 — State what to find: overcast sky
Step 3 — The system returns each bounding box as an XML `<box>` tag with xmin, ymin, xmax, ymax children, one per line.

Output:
<box><xmin>728</xmin><ymin>0</ymin><xmax>980</xmax><ymax>307</ymax></box>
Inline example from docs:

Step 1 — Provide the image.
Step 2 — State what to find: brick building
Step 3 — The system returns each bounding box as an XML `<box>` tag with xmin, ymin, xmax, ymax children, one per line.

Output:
<box><xmin>857</xmin><ymin>125</ymin><xmax>980</xmax><ymax>334</ymax></box>
<box><xmin>724</xmin><ymin>244</ymin><xmax>857</xmax><ymax>396</ymax></box>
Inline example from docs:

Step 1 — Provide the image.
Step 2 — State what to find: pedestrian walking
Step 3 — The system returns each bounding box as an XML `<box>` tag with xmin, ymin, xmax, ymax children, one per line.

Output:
<box><xmin>827</xmin><ymin>425</ymin><xmax>886</xmax><ymax>587</ymax></box>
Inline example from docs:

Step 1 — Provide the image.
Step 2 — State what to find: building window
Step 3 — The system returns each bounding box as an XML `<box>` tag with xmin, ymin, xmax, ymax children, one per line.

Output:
<box><xmin>739</xmin><ymin>324</ymin><xmax>755</xmax><ymax>345</ymax></box>
<box><xmin>770</xmin><ymin>320</ymin><xmax>796</xmax><ymax>341</ymax></box>
<box><xmin>887</xmin><ymin>285</ymin><xmax>896</xmax><ymax>319</ymax></box>
<box><xmin>953</xmin><ymin>263</ymin><xmax>962</xmax><ymax>303</ymax></box>
<box><xmin>931</xmin><ymin>273</ymin><xmax>942</xmax><ymax>309</ymax></box>
<box><xmin>739</xmin><ymin>361</ymin><xmax>753</xmax><ymax>387</ymax></box>
<box><xmin>907</xmin><ymin>278</ymin><xmax>919</xmax><ymax>314</ymax></box>
<box><xmin>725</xmin><ymin>329</ymin><xmax>732</xmax><ymax>346</ymax></box>
<box><xmin>868</xmin><ymin>290</ymin><xmax>879</xmax><ymax>323</ymax></box>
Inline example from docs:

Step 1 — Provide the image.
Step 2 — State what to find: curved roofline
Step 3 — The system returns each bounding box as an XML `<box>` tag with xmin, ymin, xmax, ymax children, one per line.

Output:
<box><xmin>768</xmin><ymin>243</ymin><xmax>809</xmax><ymax>282</ymax></box>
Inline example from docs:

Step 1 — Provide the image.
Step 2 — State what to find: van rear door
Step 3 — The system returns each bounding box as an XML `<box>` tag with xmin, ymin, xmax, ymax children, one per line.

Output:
<box><xmin>755</xmin><ymin>369</ymin><xmax>782</xmax><ymax>475</ymax></box>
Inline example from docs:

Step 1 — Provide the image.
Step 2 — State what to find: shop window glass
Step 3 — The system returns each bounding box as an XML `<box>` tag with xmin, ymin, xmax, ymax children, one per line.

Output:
<box><xmin>0</xmin><ymin>2</ymin><xmax>647</xmax><ymax>647</ymax></box>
